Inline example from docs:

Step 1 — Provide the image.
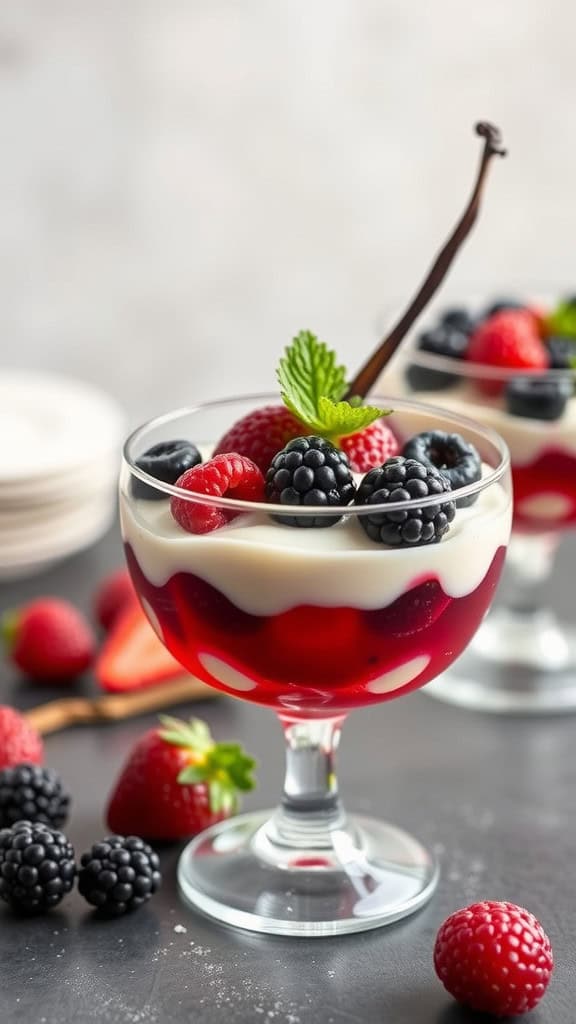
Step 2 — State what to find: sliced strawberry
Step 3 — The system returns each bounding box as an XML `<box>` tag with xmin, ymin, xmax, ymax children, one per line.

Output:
<box><xmin>106</xmin><ymin>716</ymin><xmax>256</xmax><ymax>839</ymax></box>
<box><xmin>96</xmin><ymin>601</ymin><xmax>185</xmax><ymax>692</ymax></box>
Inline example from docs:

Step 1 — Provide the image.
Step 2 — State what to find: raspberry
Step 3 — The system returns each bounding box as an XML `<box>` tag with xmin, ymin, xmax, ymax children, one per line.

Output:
<box><xmin>355</xmin><ymin>456</ymin><xmax>455</xmax><ymax>546</ymax></box>
<box><xmin>341</xmin><ymin>420</ymin><xmax>399</xmax><ymax>472</ymax></box>
<box><xmin>434</xmin><ymin>900</ymin><xmax>554</xmax><ymax>1016</ymax></box>
<box><xmin>467</xmin><ymin>311</ymin><xmax>548</xmax><ymax>395</ymax></box>
<box><xmin>170</xmin><ymin>453</ymin><xmax>265</xmax><ymax>534</ymax></box>
<box><xmin>0</xmin><ymin>707</ymin><xmax>43</xmax><ymax>769</ymax></box>
<box><xmin>213</xmin><ymin>406</ymin><xmax>304</xmax><ymax>473</ymax></box>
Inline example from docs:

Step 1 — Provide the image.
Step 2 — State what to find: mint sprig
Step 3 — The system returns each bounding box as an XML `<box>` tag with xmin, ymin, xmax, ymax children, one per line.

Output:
<box><xmin>277</xmin><ymin>331</ymin><xmax>389</xmax><ymax>440</ymax></box>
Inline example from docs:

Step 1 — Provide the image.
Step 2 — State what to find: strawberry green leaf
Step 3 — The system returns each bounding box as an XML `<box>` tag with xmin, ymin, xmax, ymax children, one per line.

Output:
<box><xmin>277</xmin><ymin>331</ymin><xmax>348</xmax><ymax>428</ymax></box>
<box><xmin>158</xmin><ymin>716</ymin><xmax>213</xmax><ymax>752</ymax></box>
<box><xmin>176</xmin><ymin>734</ymin><xmax>257</xmax><ymax>815</ymax></box>
<box><xmin>315</xmin><ymin>397</ymin><xmax>390</xmax><ymax>438</ymax></box>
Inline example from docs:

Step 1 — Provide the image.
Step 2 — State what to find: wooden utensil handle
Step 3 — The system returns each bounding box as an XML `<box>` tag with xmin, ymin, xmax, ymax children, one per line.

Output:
<box><xmin>24</xmin><ymin>676</ymin><xmax>214</xmax><ymax>735</ymax></box>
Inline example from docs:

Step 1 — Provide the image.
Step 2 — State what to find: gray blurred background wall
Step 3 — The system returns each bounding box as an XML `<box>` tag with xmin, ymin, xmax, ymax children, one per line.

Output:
<box><xmin>0</xmin><ymin>1</ymin><xmax>572</xmax><ymax>420</ymax></box>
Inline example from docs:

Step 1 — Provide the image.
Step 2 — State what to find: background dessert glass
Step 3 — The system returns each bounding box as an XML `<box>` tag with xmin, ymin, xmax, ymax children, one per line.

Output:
<box><xmin>384</xmin><ymin>341</ymin><xmax>576</xmax><ymax>713</ymax></box>
<box><xmin>120</xmin><ymin>393</ymin><xmax>511</xmax><ymax>937</ymax></box>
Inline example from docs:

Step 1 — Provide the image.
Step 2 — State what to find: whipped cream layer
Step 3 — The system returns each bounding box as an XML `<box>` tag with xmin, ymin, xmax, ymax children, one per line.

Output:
<box><xmin>121</xmin><ymin>466</ymin><xmax>511</xmax><ymax>616</ymax></box>
<box><xmin>384</xmin><ymin>364</ymin><xmax>576</xmax><ymax>467</ymax></box>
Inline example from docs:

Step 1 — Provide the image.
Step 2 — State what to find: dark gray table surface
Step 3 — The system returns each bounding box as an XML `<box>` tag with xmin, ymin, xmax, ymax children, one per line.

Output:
<box><xmin>0</xmin><ymin>526</ymin><xmax>575</xmax><ymax>1024</ymax></box>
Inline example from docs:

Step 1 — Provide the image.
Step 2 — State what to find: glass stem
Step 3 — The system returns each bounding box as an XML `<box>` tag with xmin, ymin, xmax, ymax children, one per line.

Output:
<box><xmin>503</xmin><ymin>532</ymin><xmax>560</xmax><ymax>615</ymax></box>
<box><xmin>258</xmin><ymin>715</ymin><xmax>348</xmax><ymax>856</ymax></box>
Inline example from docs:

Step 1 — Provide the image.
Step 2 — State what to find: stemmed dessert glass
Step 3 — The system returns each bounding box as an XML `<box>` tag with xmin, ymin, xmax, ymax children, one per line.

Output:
<box><xmin>387</xmin><ymin>342</ymin><xmax>576</xmax><ymax>713</ymax></box>
<box><xmin>120</xmin><ymin>393</ymin><xmax>511</xmax><ymax>937</ymax></box>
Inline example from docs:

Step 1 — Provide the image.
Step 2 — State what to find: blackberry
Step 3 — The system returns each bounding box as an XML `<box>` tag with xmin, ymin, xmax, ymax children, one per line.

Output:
<box><xmin>0</xmin><ymin>820</ymin><xmax>75</xmax><ymax>912</ymax></box>
<box><xmin>134</xmin><ymin>440</ymin><xmax>202</xmax><ymax>500</ymax></box>
<box><xmin>401</xmin><ymin>430</ymin><xmax>482</xmax><ymax>508</ymax></box>
<box><xmin>406</xmin><ymin>326</ymin><xmax>469</xmax><ymax>392</ymax></box>
<box><xmin>78</xmin><ymin>835</ymin><xmax>161</xmax><ymax>916</ymax></box>
<box><xmin>506</xmin><ymin>375</ymin><xmax>573</xmax><ymax>422</ymax></box>
<box><xmin>265</xmin><ymin>436</ymin><xmax>356</xmax><ymax>528</ymax></box>
<box><xmin>0</xmin><ymin>764</ymin><xmax>70</xmax><ymax>830</ymax></box>
<box><xmin>547</xmin><ymin>336</ymin><xmax>576</xmax><ymax>370</ymax></box>
<box><xmin>355</xmin><ymin>457</ymin><xmax>456</xmax><ymax>546</ymax></box>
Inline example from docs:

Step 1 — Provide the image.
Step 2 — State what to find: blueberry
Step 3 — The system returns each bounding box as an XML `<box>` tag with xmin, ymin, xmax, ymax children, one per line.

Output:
<box><xmin>505</xmin><ymin>375</ymin><xmax>573</xmax><ymax>421</ymax></box>
<box><xmin>405</xmin><ymin>325</ymin><xmax>469</xmax><ymax>392</ymax></box>
<box><xmin>482</xmin><ymin>298</ymin><xmax>525</xmax><ymax>318</ymax></box>
<box><xmin>401</xmin><ymin>431</ymin><xmax>482</xmax><ymax>508</ymax></box>
<box><xmin>440</xmin><ymin>308</ymin><xmax>476</xmax><ymax>335</ymax></box>
<box><xmin>133</xmin><ymin>440</ymin><xmax>202</xmax><ymax>500</ymax></box>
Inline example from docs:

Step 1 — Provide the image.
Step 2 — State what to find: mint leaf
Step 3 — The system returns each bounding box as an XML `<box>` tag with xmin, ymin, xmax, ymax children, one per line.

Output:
<box><xmin>277</xmin><ymin>331</ymin><xmax>347</xmax><ymax>427</ymax></box>
<box><xmin>316</xmin><ymin>397</ymin><xmax>389</xmax><ymax>438</ymax></box>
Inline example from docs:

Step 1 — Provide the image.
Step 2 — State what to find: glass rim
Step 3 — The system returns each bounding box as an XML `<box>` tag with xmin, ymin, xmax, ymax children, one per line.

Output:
<box><xmin>401</xmin><ymin>344</ymin><xmax>575</xmax><ymax>383</ymax></box>
<box><xmin>122</xmin><ymin>392</ymin><xmax>511</xmax><ymax>517</ymax></box>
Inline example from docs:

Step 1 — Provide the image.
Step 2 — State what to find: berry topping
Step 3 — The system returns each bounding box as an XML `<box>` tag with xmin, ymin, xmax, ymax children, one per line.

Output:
<box><xmin>106</xmin><ymin>717</ymin><xmax>256</xmax><ymax>840</ymax></box>
<box><xmin>547</xmin><ymin>335</ymin><xmax>576</xmax><ymax>370</ymax></box>
<box><xmin>0</xmin><ymin>764</ymin><xmax>70</xmax><ymax>830</ymax></box>
<box><xmin>406</xmin><ymin>325</ymin><xmax>470</xmax><ymax>392</ymax></box>
<box><xmin>170</xmin><ymin>453</ymin><xmax>265</xmax><ymax>535</ymax></box>
<box><xmin>548</xmin><ymin>296</ymin><xmax>576</xmax><ymax>339</ymax></box>
<box><xmin>2</xmin><ymin>599</ymin><xmax>96</xmax><ymax>683</ymax></box>
<box><xmin>134</xmin><ymin>440</ymin><xmax>202</xmax><ymax>500</ymax></box>
<box><xmin>213</xmin><ymin>405</ymin><xmax>304</xmax><ymax>474</ymax></box>
<box><xmin>401</xmin><ymin>430</ymin><xmax>482</xmax><ymax>507</ymax></box>
<box><xmin>434</xmin><ymin>900</ymin><xmax>554</xmax><ymax>1016</ymax></box>
<box><xmin>340</xmin><ymin>419</ymin><xmax>399</xmax><ymax>473</ymax></box>
<box><xmin>265</xmin><ymin>436</ymin><xmax>356</xmax><ymax>528</ymax></box>
<box><xmin>440</xmin><ymin>307</ymin><xmax>476</xmax><ymax>335</ymax></box>
<box><xmin>0</xmin><ymin>707</ymin><xmax>43</xmax><ymax>770</ymax></box>
<box><xmin>483</xmin><ymin>297</ymin><xmax>525</xmax><ymax>318</ymax></box>
<box><xmin>0</xmin><ymin>820</ymin><xmax>75</xmax><ymax>913</ymax></box>
<box><xmin>93</xmin><ymin>568</ymin><xmax>136</xmax><ymax>632</ymax></box>
<box><xmin>467</xmin><ymin>311</ymin><xmax>548</xmax><ymax>394</ymax></box>
<box><xmin>505</xmin><ymin>374</ymin><xmax>573</xmax><ymax>421</ymax></box>
<box><xmin>78</xmin><ymin>835</ymin><xmax>161</xmax><ymax>917</ymax></box>
<box><xmin>354</xmin><ymin>457</ymin><xmax>455</xmax><ymax>546</ymax></box>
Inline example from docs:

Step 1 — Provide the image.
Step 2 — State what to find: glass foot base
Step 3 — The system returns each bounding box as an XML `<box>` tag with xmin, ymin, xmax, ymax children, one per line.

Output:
<box><xmin>426</xmin><ymin>610</ymin><xmax>576</xmax><ymax>714</ymax></box>
<box><xmin>177</xmin><ymin>810</ymin><xmax>439</xmax><ymax>937</ymax></box>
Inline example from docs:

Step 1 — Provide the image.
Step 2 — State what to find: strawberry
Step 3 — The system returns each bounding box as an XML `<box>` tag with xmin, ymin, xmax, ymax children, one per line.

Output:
<box><xmin>2</xmin><ymin>599</ymin><xmax>95</xmax><ymax>682</ymax></box>
<box><xmin>94</xmin><ymin>568</ymin><xmax>136</xmax><ymax>631</ymax></box>
<box><xmin>213</xmin><ymin>405</ymin><xmax>304</xmax><ymax>474</ymax></box>
<box><xmin>467</xmin><ymin>310</ymin><xmax>548</xmax><ymax>395</ymax></box>
<box><xmin>0</xmin><ymin>706</ymin><xmax>43</xmax><ymax>768</ymax></box>
<box><xmin>106</xmin><ymin>716</ymin><xmax>256</xmax><ymax>840</ymax></box>
<box><xmin>96</xmin><ymin>600</ymin><xmax>185</xmax><ymax>692</ymax></box>
<box><xmin>340</xmin><ymin>419</ymin><xmax>399</xmax><ymax>472</ymax></box>
<box><xmin>434</xmin><ymin>900</ymin><xmax>554</xmax><ymax>1016</ymax></box>
<box><xmin>171</xmin><ymin>453</ymin><xmax>265</xmax><ymax>534</ymax></box>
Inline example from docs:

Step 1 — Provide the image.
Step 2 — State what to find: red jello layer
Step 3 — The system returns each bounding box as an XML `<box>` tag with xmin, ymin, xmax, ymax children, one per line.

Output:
<box><xmin>512</xmin><ymin>448</ymin><xmax>576</xmax><ymax>532</ymax></box>
<box><xmin>125</xmin><ymin>545</ymin><xmax>506</xmax><ymax>714</ymax></box>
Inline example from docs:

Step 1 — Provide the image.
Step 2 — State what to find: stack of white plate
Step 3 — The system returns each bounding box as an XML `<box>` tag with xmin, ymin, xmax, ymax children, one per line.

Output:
<box><xmin>0</xmin><ymin>370</ymin><xmax>126</xmax><ymax>580</ymax></box>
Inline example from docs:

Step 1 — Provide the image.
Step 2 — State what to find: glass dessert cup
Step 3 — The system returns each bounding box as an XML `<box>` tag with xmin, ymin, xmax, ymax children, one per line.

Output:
<box><xmin>384</xmin><ymin>344</ymin><xmax>576</xmax><ymax>713</ymax></box>
<box><xmin>120</xmin><ymin>394</ymin><xmax>511</xmax><ymax>937</ymax></box>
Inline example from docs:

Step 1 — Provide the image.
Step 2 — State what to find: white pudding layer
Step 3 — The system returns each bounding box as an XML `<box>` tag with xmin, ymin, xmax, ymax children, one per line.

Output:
<box><xmin>120</xmin><ymin>465</ymin><xmax>511</xmax><ymax>617</ymax></box>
